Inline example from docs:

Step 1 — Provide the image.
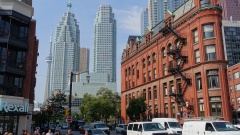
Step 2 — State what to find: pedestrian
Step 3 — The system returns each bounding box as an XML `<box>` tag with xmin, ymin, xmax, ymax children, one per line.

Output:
<box><xmin>46</xmin><ymin>129</ymin><xmax>53</xmax><ymax>135</ymax></box>
<box><xmin>4</xmin><ymin>132</ymin><xmax>8</xmax><ymax>135</ymax></box>
<box><xmin>25</xmin><ymin>130</ymin><xmax>30</xmax><ymax>135</ymax></box>
<box><xmin>84</xmin><ymin>130</ymin><xmax>88</xmax><ymax>135</ymax></box>
<box><xmin>22</xmin><ymin>130</ymin><xmax>26</xmax><ymax>135</ymax></box>
<box><xmin>8</xmin><ymin>133</ymin><xmax>13</xmax><ymax>135</ymax></box>
<box><xmin>66</xmin><ymin>129</ymin><xmax>72</xmax><ymax>135</ymax></box>
<box><xmin>41</xmin><ymin>132</ymin><xmax>46</xmax><ymax>135</ymax></box>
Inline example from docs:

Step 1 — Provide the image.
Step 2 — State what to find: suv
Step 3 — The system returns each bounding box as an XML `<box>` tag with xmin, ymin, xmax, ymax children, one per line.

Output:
<box><xmin>115</xmin><ymin>124</ymin><xmax>127</xmax><ymax>134</ymax></box>
<box><xmin>89</xmin><ymin>122</ymin><xmax>110</xmax><ymax>135</ymax></box>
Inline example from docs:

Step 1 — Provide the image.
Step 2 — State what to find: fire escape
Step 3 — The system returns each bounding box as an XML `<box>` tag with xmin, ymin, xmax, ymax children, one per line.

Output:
<box><xmin>162</xmin><ymin>26</ymin><xmax>193</xmax><ymax>111</ymax></box>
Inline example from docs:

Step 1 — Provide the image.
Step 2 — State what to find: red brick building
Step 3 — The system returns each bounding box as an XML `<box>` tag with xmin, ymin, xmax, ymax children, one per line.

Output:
<box><xmin>227</xmin><ymin>63</ymin><xmax>240</xmax><ymax>110</ymax></box>
<box><xmin>121</xmin><ymin>0</ymin><xmax>231</xmax><ymax>123</ymax></box>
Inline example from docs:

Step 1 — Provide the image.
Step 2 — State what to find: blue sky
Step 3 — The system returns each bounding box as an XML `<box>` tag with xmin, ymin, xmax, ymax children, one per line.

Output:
<box><xmin>33</xmin><ymin>0</ymin><xmax>147</xmax><ymax>103</ymax></box>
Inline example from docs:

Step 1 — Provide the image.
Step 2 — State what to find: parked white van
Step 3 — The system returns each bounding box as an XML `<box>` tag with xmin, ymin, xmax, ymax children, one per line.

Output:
<box><xmin>182</xmin><ymin>120</ymin><xmax>240</xmax><ymax>135</ymax></box>
<box><xmin>127</xmin><ymin>122</ymin><xmax>168</xmax><ymax>135</ymax></box>
<box><xmin>152</xmin><ymin>118</ymin><xmax>182</xmax><ymax>134</ymax></box>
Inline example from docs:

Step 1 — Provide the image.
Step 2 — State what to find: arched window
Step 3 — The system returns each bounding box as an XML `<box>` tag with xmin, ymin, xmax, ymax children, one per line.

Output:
<box><xmin>168</xmin><ymin>44</ymin><xmax>172</xmax><ymax>51</ymax></box>
<box><xmin>147</xmin><ymin>56</ymin><xmax>151</xmax><ymax>66</ymax></box>
<box><xmin>162</xmin><ymin>48</ymin><xmax>166</xmax><ymax>58</ymax></box>
<box><xmin>128</xmin><ymin>67</ymin><xmax>131</xmax><ymax>76</ymax></box>
<box><xmin>152</xmin><ymin>53</ymin><xmax>156</xmax><ymax>63</ymax></box>
<box><xmin>143</xmin><ymin>59</ymin><xmax>146</xmax><ymax>68</ymax></box>
<box><xmin>132</xmin><ymin>65</ymin><xmax>135</xmax><ymax>76</ymax></box>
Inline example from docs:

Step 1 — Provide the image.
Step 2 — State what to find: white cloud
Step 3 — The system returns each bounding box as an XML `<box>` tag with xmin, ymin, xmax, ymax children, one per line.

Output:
<box><xmin>114</xmin><ymin>6</ymin><xmax>143</xmax><ymax>35</ymax></box>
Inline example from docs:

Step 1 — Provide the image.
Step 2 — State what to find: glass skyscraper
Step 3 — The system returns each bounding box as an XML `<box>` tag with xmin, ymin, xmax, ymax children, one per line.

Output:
<box><xmin>141</xmin><ymin>8</ymin><xmax>149</xmax><ymax>35</ymax></box>
<box><xmin>222</xmin><ymin>20</ymin><xmax>240</xmax><ymax>67</ymax></box>
<box><xmin>148</xmin><ymin>0</ymin><xmax>186</xmax><ymax>28</ymax></box>
<box><xmin>50</xmin><ymin>3</ymin><xmax>80</xmax><ymax>92</ymax></box>
<box><xmin>93</xmin><ymin>5</ymin><xmax>116</xmax><ymax>82</ymax></box>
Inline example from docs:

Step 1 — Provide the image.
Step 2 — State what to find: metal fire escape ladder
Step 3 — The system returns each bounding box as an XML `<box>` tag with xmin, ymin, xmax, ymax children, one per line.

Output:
<box><xmin>165</xmin><ymin>26</ymin><xmax>193</xmax><ymax>111</ymax></box>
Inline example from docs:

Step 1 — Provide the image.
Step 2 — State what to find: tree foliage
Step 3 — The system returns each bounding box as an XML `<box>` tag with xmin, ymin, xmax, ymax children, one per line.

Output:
<box><xmin>126</xmin><ymin>96</ymin><xmax>147</xmax><ymax>121</ymax></box>
<box><xmin>79</xmin><ymin>87</ymin><xmax>120</xmax><ymax>123</ymax></box>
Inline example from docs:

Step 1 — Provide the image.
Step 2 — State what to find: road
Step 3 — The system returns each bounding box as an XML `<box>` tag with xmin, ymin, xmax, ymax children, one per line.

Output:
<box><xmin>59</xmin><ymin>129</ymin><xmax>117</xmax><ymax>135</ymax></box>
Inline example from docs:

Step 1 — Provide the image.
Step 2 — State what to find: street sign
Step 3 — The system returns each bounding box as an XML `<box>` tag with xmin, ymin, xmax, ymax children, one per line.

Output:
<box><xmin>66</xmin><ymin>116</ymin><xmax>72</xmax><ymax>123</ymax></box>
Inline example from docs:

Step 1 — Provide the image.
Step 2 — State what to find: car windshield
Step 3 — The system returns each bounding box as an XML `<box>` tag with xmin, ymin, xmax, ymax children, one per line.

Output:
<box><xmin>95</xmin><ymin>124</ymin><xmax>107</xmax><ymax>128</ymax></box>
<box><xmin>212</xmin><ymin>122</ymin><xmax>239</xmax><ymax>131</ymax></box>
<box><xmin>84</xmin><ymin>125</ymin><xmax>90</xmax><ymax>129</ymax></box>
<box><xmin>92</xmin><ymin>129</ymin><xmax>104</xmax><ymax>134</ymax></box>
<box><xmin>143</xmin><ymin>123</ymin><xmax>164</xmax><ymax>131</ymax></box>
<box><xmin>168</xmin><ymin>122</ymin><xmax>182</xmax><ymax>128</ymax></box>
<box><xmin>123</xmin><ymin>126</ymin><xmax>127</xmax><ymax>130</ymax></box>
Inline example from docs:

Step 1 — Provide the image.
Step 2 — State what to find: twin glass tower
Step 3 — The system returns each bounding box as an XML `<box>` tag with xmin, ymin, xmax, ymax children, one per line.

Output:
<box><xmin>44</xmin><ymin>3</ymin><xmax>116</xmax><ymax>101</ymax></box>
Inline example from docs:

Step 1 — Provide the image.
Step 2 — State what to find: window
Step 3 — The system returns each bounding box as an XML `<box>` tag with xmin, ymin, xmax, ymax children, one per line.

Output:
<box><xmin>203</xmin><ymin>24</ymin><xmax>214</xmax><ymax>38</ymax></box>
<box><xmin>200</xmin><ymin>0</ymin><xmax>211</xmax><ymax>7</ymax></box>
<box><xmin>143</xmin><ymin>89</ymin><xmax>146</xmax><ymax>100</ymax></box>
<box><xmin>133</xmin><ymin>124</ymin><xmax>138</xmax><ymax>131</ymax></box>
<box><xmin>137</xmin><ymin>69</ymin><xmax>139</xmax><ymax>79</ymax></box>
<box><xmin>125</xmin><ymin>95</ymin><xmax>128</xmax><ymax>105</ymax></box>
<box><xmin>153</xmin><ymin>53</ymin><xmax>156</xmax><ymax>63</ymax></box>
<box><xmin>169</xmin><ymin>61</ymin><xmax>173</xmax><ymax>68</ymax></box>
<box><xmin>196</xmin><ymin>73</ymin><xmax>202</xmax><ymax>90</ymax></box>
<box><xmin>148</xmin><ymin>70</ymin><xmax>151</xmax><ymax>81</ymax></box>
<box><xmin>235</xmin><ymin>84</ymin><xmax>240</xmax><ymax>91</ymax></box>
<box><xmin>230</xmin><ymin>86</ymin><xmax>233</xmax><ymax>92</ymax></box>
<box><xmin>164</xmin><ymin>83</ymin><xmax>168</xmax><ymax>97</ymax></box>
<box><xmin>154</xmin><ymin>68</ymin><xmax>157</xmax><ymax>79</ymax></box>
<box><xmin>195</xmin><ymin>49</ymin><xmax>200</xmax><ymax>63</ymax></box>
<box><xmin>132</xmin><ymin>66</ymin><xmax>135</xmax><ymax>76</ymax></box>
<box><xmin>232</xmin><ymin>98</ymin><xmax>235</xmax><ymax>105</ymax></box>
<box><xmin>125</xmin><ymin>81</ymin><xmax>128</xmax><ymax>89</ymax></box>
<box><xmin>153</xmin><ymin>86</ymin><xmax>157</xmax><ymax>99</ymax></box>
<box><xmin>210</xmin><ymin>97</ymin><xmax>222</xmax><ymax>116</ymax></box>
<box><xmin>168</xmin><ymin>44</ymin><xmax>172</xmax><ymax>51</ymax></box>
<box><xmin>163</xmin><ymin>64</ymin><xmax>166</xmax><ymax>76</ymax></box>
<box><xmin>143</xmin><ymin>73</ymin><xmax>146</xmax><ymax>83</ymax></box>
<box><xmin>128</xmin><ymin>67</ymin><xmax>131</xmax><ymax>76</ymax></box>
<box><xmin>143</xmin><ymin>59</ymin><xmax>146</xmax><ymax>68</ymax></box>
<box><xmin>162</xmin><ymin>48</ymin><xmax>166</xmax><ymax>58</ymax></box>
<box><xmin>193</xmin><ymin>29</ymin><xmax>198</xmax><ymax>43</ymax></box>
<box><xmin>148</xmin><ymin>56</ymin><xmax>151</xmax><ymax>66</ymax></box>
<box><xmin>154</xmin><ymin>105</ymin><xmax>158</xmax><ymax>117</ymax></box>
<box><xmin>176</xmin><ymin>79</ymin><xmax>182</xmax><ymax>93</ymax></box>
<box><xmin>234</xmin><ymin>72</ymin><xmax>239</xmax><ymax>79</ymax></box>
<box><xmin>199</xmin><ymin>99</ymin><xmax>204</xmax><ymax>117</ymax></box>
<box><xmin>169</xmin><ymin>81</ymin><xmax>174</xmax><ymax>94</ymax></box>
<box><xmin>164</xmin><ymin>103</ymin><xmax>168</xmax><ymax>117</ymax></box>
<box><xmin>148</xmin><ymin>87</ymin><xmax>151</xmax><ymax>100</ymax></box>
<box><xmin>205</xmin><ymin>45</ymin><xmax>216</xmax><ymax>61</ymax></box>
<box><xmin>207</xmin><ymin>70</ymin><xmax>219</xmax><ymax>88</ymax></box>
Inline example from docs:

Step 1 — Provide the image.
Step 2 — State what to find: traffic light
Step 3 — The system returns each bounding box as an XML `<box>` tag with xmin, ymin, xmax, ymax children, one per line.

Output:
<box><xmin>65</xmin><ymin>108</ymin><xmax>71</xmax><ymax>116</ymax></box>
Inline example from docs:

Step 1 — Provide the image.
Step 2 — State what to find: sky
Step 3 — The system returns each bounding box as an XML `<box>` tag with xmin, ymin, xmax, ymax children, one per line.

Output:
<box><xmin>33</xmin><ymin>0</ymin><xmax>148</xmax><ymax>103</ymax></box>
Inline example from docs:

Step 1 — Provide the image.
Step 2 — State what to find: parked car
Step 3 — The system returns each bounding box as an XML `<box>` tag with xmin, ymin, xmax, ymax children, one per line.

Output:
<box><xmin>183</xmin><ymin>120</ymin><xmax>240</xmax><ymax>135</ymax></box>
<box><xmin>152</xmin><ymin>118</ymin><xmax>182</xmax><ymax>134</ymax></box>
<box><xmin>79</xmin><ymin>125</ymin><xmax>90</xmax><ymax>134</ymax></box>
<box><xmin>115</xmin><ymin>124</ymin><xmax>127</xmax><ymax>134</ymax></box>
<box><xmin>120</xmin><ymin>126</ymin><xmax>127</xmax><ymax>135</ymax></box>
<box><xmin>88</xmin><ymin>129</ymin><xmax>106</xmax><ymax>135</ymax></box>
<box><xmin>61</xmin><ymin>123</ymin><xmax>68</xmax><ymax>129</ymax></box>
<box><xmin>89</xmin><ymin>122</ymin><xmax>110</xmax><ymax>135</ymax></box>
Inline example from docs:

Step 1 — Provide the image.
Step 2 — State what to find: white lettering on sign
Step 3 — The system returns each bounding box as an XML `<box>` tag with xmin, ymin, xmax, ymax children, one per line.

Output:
<box><xmin>0</xmin><ymin>101</ymin><xmax>29</xmax><ymax>113</ymax></box>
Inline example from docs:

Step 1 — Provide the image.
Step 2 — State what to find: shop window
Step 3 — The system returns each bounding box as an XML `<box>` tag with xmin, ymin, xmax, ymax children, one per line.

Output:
<box><xmin>195</xmin><ymin>49</ymin><xmax>200</xmax><ymax>63</ymax></box>
<box><xmin>196</xmin><ymin>73</ymin><xmax>202</xmax><ymax>90</ymax></box>
<box><xmin>164</xmin><ymin>103</ymin><xmax>168</xmax><ymax>117</ymax></box>
<box><xmin>203</xmin><ymin>24</ymin><xmax>214</xmax><ymax>38</ymax></box>
<box><xmin>210</xmin><ymin>97</ymin><xmax>222</xmax><ymax>116</ymax></box>
<box><xmin>193</xmin><ymin>29</ymin><xmax>198</xmax><ymax>43</ymax></box>
<box><xmin>234</xmin><ymin>72</ymin><xmax>239</xmax><ymax>79</ymax></box>
<box><xmin>199</xmin><ymin>98</ymin><xmax>204</xmax><ymax>117</ymax></box>
<box><xmin>205</xmin><ymin>45</ymin><xmax>216</xmax><ymax>61</ymax></box>
<box><xmin>207</xmin><ymin>70</ymin><xmax>219</xmax><ymax>88</ymax></box>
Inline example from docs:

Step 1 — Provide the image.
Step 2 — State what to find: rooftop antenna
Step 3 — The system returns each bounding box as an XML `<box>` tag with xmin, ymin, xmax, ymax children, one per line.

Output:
<box><xmin>67</xmin><ymin>0</ymin><xmax>72</xmax><ymax>12</ymax></box>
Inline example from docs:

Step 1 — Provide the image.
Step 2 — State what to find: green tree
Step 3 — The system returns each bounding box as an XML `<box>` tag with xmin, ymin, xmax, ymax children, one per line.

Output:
<box><xmin>47</xmin><ymin>90</ymin><xmax>67</xmax><ymax>123</ymax></box>
<box><xmin>126</xmin><ymin>96</ymin><xmax>147</xmax><ymax>121</ymax></box>
<box><xmin>79</xmin><ymin>88</ymin><xmax>120</xmax><ymax>123</ymax></box>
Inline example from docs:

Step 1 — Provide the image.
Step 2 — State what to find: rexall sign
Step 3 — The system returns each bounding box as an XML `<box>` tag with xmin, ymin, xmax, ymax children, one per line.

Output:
<box><xmin>0</xmin><ymin>100</ymin><xmax>29</xmax><ymax>113</ymax></box>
